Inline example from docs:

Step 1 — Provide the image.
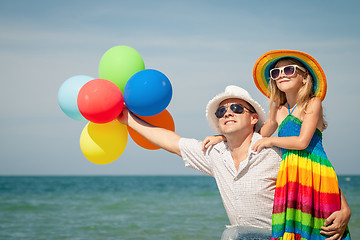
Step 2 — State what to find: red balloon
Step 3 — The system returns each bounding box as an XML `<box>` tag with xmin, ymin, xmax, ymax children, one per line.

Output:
<box><xmin>77</xmin><ymin>79</ymin><xmax>124</xmax><ymax>123</ymax></box>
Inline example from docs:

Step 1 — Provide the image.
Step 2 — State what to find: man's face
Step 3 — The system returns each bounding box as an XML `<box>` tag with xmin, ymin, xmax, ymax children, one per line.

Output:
<box><xmin>217</xmin><ymin>98</ymin><xmax>257</xmax><ymax>135</ymax></box>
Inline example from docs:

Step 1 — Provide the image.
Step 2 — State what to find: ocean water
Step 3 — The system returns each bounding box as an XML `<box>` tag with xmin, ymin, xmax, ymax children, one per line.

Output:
<box><xmin>0</xmin><ymin>175</ymin><xmax>359</xmax><ymax>240</ymax></box>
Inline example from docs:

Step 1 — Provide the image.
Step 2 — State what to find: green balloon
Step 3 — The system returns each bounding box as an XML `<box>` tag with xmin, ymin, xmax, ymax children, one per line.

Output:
<box><xmin>99</xmin><ymin>46</ymin><xmax>145</xmax><ymax>93</ymax></box>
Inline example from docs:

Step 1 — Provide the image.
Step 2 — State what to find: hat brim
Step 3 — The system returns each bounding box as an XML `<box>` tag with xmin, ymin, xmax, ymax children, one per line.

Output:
<box><xmin>253</xmin><ymin>50</ymin><xmax>327</xmax><ymax>101</ymax></box>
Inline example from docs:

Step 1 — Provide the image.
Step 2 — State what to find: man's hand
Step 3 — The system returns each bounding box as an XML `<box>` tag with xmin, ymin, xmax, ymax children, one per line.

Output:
<box><xmin>320</xmin><ymin>209</ymin><xmax>351</xmax><ymax>240</ymax></box>
<box><xmin>117</xmin><ymin>106</ymin><xmax>129</xmax><ymax>125</ymax></box>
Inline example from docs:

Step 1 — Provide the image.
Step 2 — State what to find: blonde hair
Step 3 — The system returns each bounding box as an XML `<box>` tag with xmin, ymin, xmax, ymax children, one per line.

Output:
<box><xmin>268</xmin><ymin>58</ymin><xmax>327</xmax><ymax>129</ymax></box>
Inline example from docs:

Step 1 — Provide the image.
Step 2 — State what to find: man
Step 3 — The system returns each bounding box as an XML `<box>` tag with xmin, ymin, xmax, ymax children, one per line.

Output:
<box><xmin>118</xmin><ymin>85</ymin><xmax>350</xmax><ymax>240</ymax></box>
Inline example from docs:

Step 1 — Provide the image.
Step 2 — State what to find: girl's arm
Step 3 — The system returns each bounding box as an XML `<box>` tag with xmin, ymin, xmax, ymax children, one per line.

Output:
<box><xmin>252</xmin><ymin>98</ymin><xmax>322</xmax><ymax>152</ymax></box>
<box><xmin>259</xmin><ymin>103</ymin><xmax>278</xmax><ymax>137</ymax></box>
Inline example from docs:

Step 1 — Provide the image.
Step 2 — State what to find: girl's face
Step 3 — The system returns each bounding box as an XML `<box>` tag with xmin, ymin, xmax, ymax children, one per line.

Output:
<box><xmin>272</xmin><ymin>59</ymin><xmax>307</xmax><ymax>94</ymax></box>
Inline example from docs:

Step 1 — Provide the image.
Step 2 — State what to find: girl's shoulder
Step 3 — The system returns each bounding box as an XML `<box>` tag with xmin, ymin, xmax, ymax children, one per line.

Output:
<box><xmin>278</xmin><ymin>103</ymin><xmax>290</xmax><ymax>113</ymax></box>
<box><xmin>270</xmin><ymin>102</ymin><xmax>287</xmax><ymax>113</ymax></box>
<box><xmin>275</xmin><ymin>104</ymin><xmax>289</xmax><ymax>124</ymax></box>
<box><xmin>304</xmin><ymin>97</ymin><xmax>322</xmax><ymax>113</ymax></box>
<box><xmin>309</xmin><ymin>96</ymin><xmax>322</xmax><ymax>105</ymax></box>
<box><xmin>302</xmin><ymin>97</ymin><xmax>325</xmax><ymax>131</ymax></box>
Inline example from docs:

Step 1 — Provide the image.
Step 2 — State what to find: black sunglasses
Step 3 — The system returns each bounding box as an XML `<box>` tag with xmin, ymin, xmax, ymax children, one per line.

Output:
<box><xmin>215</xmin><ymin>104</ymin><xmax>255</xmax><ymax>118</ymax></box>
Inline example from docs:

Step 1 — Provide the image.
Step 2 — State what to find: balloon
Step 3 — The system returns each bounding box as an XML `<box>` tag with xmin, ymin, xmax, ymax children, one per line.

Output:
<box><xmin>77</xmin><ymin>79</ymin><xmax>124</xmax><ymax>123</ymax></box>
<box><xmin>98</xmin><ymin>46</ymin><xmax>145</xmax><ymax>93</ymax></box>
<box><xmin>124</xmin><ymin>69</ymin><xmax>172</xmax><ymax>116</ymax></box>
<box><xmin>80</xmin><ymin>120</ymin><xmax>128</xmax><ymax>165</ymax></box>
<box><xmin>128</xmin><ymin>109</ymin><xmax>175</xmax><ymax>150</ymax></box>
<box><xmin>58</xmin><ymin>75</ymin><xmax>94</xmax><ymax>121</ymax></box>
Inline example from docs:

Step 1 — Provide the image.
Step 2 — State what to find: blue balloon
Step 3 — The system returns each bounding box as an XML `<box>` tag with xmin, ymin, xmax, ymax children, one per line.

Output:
<box><xmin>58</xmin><ymin>75</ymin><xmax>94</xmax><ymax>120</ymax></box>
<box><xmin>124</xmin><ymin>69</ymin><xmax>172</xmax><ymax>116</ymax></box>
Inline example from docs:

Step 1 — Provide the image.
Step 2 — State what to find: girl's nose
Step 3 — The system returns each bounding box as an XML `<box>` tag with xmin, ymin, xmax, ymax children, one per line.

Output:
<box><xmin>279</xmin><ymin>69</ymin><xmax>286</xmax><ymax>78</ymax></box>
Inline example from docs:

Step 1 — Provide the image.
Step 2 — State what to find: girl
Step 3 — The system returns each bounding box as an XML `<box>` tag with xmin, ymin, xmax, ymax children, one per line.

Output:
<box><xmin>203</xmin><ymin>50</ymin><xmax>351</xmax><ymax>239</ymax></box>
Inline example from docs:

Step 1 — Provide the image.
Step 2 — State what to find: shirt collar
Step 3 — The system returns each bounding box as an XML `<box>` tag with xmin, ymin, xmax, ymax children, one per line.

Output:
<box><xmin>212</xmin><ymin>132</ymin><xmax>262</xmax><ymax>156</ymax></box>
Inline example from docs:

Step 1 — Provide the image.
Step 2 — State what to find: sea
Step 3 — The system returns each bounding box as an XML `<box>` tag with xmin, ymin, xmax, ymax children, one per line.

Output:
<box><xmin>0</xmin><ymin>175</ymin><xmax>359</xmax><ymax>240</ymax></box>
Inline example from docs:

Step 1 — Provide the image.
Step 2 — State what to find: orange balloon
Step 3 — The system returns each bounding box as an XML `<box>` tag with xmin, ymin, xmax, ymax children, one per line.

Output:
<box><xmin>128</xmin><ymin>109</ymin><xmax>175</xmax><ymax>150</ymax></box>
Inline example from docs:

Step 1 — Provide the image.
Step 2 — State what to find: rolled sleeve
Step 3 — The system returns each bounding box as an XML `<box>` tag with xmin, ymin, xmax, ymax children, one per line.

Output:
<box><xmin>179</xmin><ymin>138</ymin><xmax>213</xmax><ymax>176</ymax></box>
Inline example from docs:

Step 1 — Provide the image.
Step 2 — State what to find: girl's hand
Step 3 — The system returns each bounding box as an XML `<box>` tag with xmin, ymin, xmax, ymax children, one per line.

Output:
<box><xmin>320</xmin><ymin>209</ymin><xmax>350</xmax><ymax>240</ymax></box>
<box><xmin>201</xmin><ymin>135</ymin><xmax>226</xmax><ymax>151</ymax></box>
<box><xmin>251</xmin><ymin>138</ymin><xmax>273</xmax><ymax>153</ymax></box>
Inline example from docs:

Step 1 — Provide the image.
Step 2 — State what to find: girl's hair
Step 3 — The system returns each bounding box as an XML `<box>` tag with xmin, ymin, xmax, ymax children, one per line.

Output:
<box><xmin>268</xmin><ymin>57</ymin><xmax>327</xmax><ymax>129</ymax></box>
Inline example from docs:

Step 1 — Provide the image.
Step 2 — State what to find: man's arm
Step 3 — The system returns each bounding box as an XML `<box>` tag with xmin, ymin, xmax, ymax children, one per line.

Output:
<box><xmin>118</xmin><ymin>107</ymin><xmax>182</xmax><ymax>156</ymax></box>
<box><xmin>320</xmin><ymin>189</ymin><xmax>351</xmax><ymax>240</ymax></box>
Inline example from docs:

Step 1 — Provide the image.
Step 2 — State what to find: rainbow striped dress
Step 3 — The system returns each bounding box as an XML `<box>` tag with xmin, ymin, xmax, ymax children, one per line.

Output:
<box><xmin>271</xmin><ymin>111</ymin><xmax>351</xmax><ymax>239</ymax></box>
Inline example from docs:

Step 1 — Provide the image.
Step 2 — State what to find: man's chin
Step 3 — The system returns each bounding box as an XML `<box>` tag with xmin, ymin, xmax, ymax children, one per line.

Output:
<box><xmin>220</xmin><ymin>127</ymin><xmax>238</xmax><ymax>135</ymax></box>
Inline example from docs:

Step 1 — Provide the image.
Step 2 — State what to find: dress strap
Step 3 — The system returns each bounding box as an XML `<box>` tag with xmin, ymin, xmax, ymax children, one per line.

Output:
<box><xmin>287</xmin><ymin>103</ymin><xmax>297</xmax><ymax>115</ymax></box>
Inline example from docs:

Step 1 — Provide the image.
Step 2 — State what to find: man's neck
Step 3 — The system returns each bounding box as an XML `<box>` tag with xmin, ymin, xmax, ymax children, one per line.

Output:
<box><xmin>225</xmin><ymin>131</ymin><xmax>254</xmax><ymax>171</ymax></box>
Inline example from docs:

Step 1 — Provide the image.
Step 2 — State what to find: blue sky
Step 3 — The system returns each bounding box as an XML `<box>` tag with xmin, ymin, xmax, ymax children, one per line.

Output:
<box><xmin>1</xmin><ymin>0</ymin><xmax>359</xmax><ymax>175</ymax></box>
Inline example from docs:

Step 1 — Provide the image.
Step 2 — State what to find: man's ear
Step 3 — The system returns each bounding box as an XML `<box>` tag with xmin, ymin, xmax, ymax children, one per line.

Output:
<box><xmin>251</xmin><ymin>113</ymin><xmax>259</xmax><ymax>126</ymax></box>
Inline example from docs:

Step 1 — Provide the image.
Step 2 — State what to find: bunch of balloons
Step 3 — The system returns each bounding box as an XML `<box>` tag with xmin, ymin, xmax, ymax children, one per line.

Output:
<box><xmin>58</xmin><ymin>46</ymin><xmax>175</xmax><ymax>165</ymax></box>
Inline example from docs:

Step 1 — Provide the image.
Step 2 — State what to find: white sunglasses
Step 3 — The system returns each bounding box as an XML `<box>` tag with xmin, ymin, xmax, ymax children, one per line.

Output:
<box><xmin>270</xmin><ymin>65</ymin><xmax>307</xmax><ymax>80</ymax></box>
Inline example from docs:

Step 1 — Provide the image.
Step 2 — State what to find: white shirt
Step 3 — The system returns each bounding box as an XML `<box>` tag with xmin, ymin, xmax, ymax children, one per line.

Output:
<box><xmin>179</xmin><ymin>132</ymin><xmax>281</xmax><ymax>229</ymax></box>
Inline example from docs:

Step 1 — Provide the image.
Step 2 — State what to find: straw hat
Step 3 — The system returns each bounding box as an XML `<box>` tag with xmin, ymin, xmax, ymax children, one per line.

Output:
<box><xmin>206</xmin><ymin>85</ymin><xmax>265</xmax><ymax>133</ymax></box>
<box><xmin>253</xmin><ymin>50</ymin><xmax>327</xmax><ymax>101</ymax></box>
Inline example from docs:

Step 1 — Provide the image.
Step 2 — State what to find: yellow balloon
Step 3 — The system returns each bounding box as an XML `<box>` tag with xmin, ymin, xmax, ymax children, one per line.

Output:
<box><xmin>80</xmin><ymin>120</ymin><xmax>128</xmax><ymax>165</ymax></box>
